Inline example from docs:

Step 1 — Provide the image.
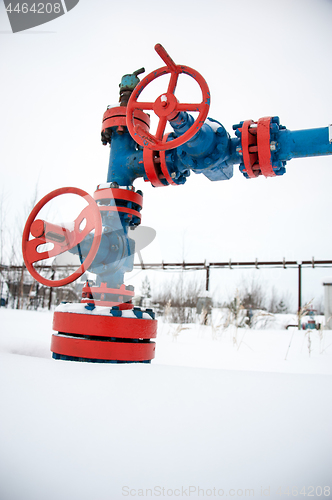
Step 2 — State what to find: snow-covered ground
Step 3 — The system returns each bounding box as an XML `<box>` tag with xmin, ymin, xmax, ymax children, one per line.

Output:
<box><xmin>0</xmin><ymin>308</ymin><xmax>331</xmax><ymax>500</ymax></box>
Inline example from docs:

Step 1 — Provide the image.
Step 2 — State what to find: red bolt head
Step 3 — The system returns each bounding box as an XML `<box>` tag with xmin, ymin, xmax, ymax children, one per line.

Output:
<box><xmin>30</xmin><ymin>219</ymin><xmax>45</xmax><ymax>238</ymax></box>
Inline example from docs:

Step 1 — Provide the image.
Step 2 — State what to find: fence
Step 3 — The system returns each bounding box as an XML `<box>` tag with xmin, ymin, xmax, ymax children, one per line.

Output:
<box><xmin>133</xmin><ymin>258</ymin><xmax>332</xmax><ymax>311</ymax></box>
<box><xmin>2</xmin><ymin>258</ymin><xmax>332</xmax><ymax>312</ymax></box>
<box><xmin>0</xmin><ymin>264</ymin><xmax>81</xmax><ymax>310</ymax></box>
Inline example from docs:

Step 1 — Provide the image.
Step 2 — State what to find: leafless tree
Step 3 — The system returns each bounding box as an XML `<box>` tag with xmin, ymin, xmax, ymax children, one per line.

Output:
<box><xmin>239</xmin><ymin>276</ymin><xmax>266</xmax><ymax>311</ymax></box>
<box><xmin>153</xmin><ymin>273</ymin><xmax>204</xmax><ymax>323</ymax></box>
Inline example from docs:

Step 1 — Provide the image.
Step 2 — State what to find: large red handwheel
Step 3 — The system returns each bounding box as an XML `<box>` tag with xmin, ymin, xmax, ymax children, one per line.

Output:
<box><xmin>22</xmin><ymin>187</ymin><xmax>102</xmax><ymax>287</ymax></box>
<box><xmin>126</xmin><ymin>43</ymin><xmax>210</xmax><ymax>151</ymax></box>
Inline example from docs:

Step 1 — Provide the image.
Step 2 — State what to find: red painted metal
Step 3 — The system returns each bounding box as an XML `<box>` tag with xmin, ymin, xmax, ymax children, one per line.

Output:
<box><xmin>142</xmin><ymin>134</ymin><xmax>177</xmax><ymax>187</ymax></box>
<box><xmin>155</xmin><ymin>43</ymin><xmax>178</xmax><ymax>73</ymax></box>
<box><xmin>241</xmin><ymin>120</ymin><xmax>259</xmax><ymax>178</ymax></box>
<box><xmin>241</xmin><ymin>117</ymin><xmax>276</xmax><ymax>178</ymax></box>
<box><xmin>22</xmin><ymin>187</ymin><xmax>102</xmax><ymax>288</ymax></box>
<box><xmin>153</xmin><ymin>92</ymin><xmax>179</xmax><ymax>121</ymax></box>
<box><xmin>160</xmin><ymin>133</ymin><xmax>177</xmax><ymax>185</ymax></box>
<box><xmin>94</xmin><ymin>187</ymin><xmax>142</xmax><ymax>220</ymax></box>
<box><xmin>102</xmin><ymin>106</ymin><xmax>150</xmax><ymax>134</ymax></box>
<box><xmin>257</xmin><ymin>117</ymin><xmax>275</xmax><ymax>177</ymax></box>
<box><xmin>94</xmin><ymin>187</ymin><xmax>143</xmax><ymax>206</ymax></box>
<box><xmin>142</xmin><ymin>148</ymin><xmax>165</xmax><ymax>187</ymax></box>
<box><xmin>97</xmin><ymin>205</ymin><xmax>142</xmax><ymax>221</ymax></box>
<box><xmin>51</xmin><ymin>334</ymin><xmax>156</xmax><ymax>361</ymax></box>
<box><xmin>52</xmin><ymin>309</ymin><xmax>157</xmax><ymax>362</ymax></box>
<box><xmin>30</xmin><ymin>219</ymin><xmax>45</xmax><ymax>238</ymax></box>
<box><xmin>126</xmin><ymin>45</ymin><xmax>210</xmax><ymax>151</ymax></box>
<box><xmin>81</xmin><ymin>282</ymin><xmax>134</xmax><ymax>308</ymax></box>
<box><xmin>81</xmin><ymin>301</ymin><xmax>133</xmax><ymax>308</ymax></box>
<box><xmin>53</xmin><ymin>311</ymin><xmax>157</xmax><ymax>339</ymax></box>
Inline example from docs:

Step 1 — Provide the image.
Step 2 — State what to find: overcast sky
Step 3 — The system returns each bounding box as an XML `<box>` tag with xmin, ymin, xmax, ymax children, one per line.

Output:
<box><xmin>1</xmin><ymin>0</ymin><xmax>332</xmax><ymax>308</ymax></box>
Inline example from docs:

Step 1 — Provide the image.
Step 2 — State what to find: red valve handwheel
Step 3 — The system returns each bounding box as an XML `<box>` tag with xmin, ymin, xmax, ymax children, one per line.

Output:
<box><xmin>22</xmin><ymin>187</ymin><xmax>102</xmax><ymax>287</ymax></box>
<box><xmin>126</xmin><ymin>43</ymin><xmax>210</xmax><ymax>151</ymax></box>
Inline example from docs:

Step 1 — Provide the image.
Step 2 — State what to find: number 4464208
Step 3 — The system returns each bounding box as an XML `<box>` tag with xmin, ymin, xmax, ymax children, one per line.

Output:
<box><xmin>276</xmin><ymin>486</ymin><xmax>330</xmax><ymax>496</ymax></box>
<box><xmin>5</xmin><ymin>3</ymin><xmax>61</xmax><ymax>14</ymax></box>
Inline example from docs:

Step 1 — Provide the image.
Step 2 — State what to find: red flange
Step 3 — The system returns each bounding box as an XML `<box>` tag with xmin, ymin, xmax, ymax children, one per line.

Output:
<box><xmin>143</xmin><ymin>148</ymin><xmax>166</xmax><ymax>187</ymax></box>
<box><xmin>160</xmin><ymin>133</ymin><xmax>177</xmax><ymax>185</ymax></box>
<box><xmin>94</xmin><ymin>187</ymin><xmax>143</xmax><ymax>222</ymax></box>
<box><xmin>241</xmin><ymin>120</ymin><xmax>259</xmax><ymax>178</ymax></box>
<box><xmin>97</xmin><ymin>205</ymin><xmax>142</xmax><ymax>221</ymax></box>
<box><xmin>142</xmin><ymin>134</ymin><xmax>177</xmax><ymax>187</ymax></box>
<box><xmin>257</xmin><ymin>117</ymin><xmax>275</xmax><ymax>177</ymax></box>
<box><xmin>94</xmin><ymin>187</ymin><xmax>143</xmax><ymax>206</ymax></box>
<box><xmin>102</xmin><ymin>106</ymin><xmax>150</xmax><ymax>135</ymax></box>
<box><xmin>81</xmin><ymin>282</ymin><xmax>134</xmax><ymax>308</ymax></box>
<box><xmin>240</xmin><ymin>117</ymin><xmax>276</xmax><ymax>178</ymax></box>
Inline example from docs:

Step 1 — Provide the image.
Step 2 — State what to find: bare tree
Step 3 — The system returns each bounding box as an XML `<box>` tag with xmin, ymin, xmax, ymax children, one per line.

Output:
<box><xmin>268</xmin><ymin>285</ymin><xmax>279</xmax><ymax>313</ymax></box>
<box><xmin>239</xmin><ymin>276</ymin><xmax>266</xmax><ymax>311</ymax></box>
<box><xmin>223</xmin><ymin>290</ymin><xmax>246</xmax><ymax>346</ymax></box>
<box><xmin>268</xmin><ymin>286</ymin><xmax>291</xmax><ymax>314</ymax></box>
<box><xmin>153</xmin><ymin>273</ymin><xmax>203</xmax><ymax>323</ymax></box>
<box><xmin>140</xmin><ymin>276</ymin><xmax>152</xmax><ymax>298</ymax></box>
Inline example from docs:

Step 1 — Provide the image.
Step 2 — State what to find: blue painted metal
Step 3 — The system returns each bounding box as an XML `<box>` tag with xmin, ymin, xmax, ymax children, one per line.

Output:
<box><xmin>84</xmin><ymin>302</ymin><xmax>96</xmax><ymax>311</ymax></box>
<box><xmin>106</xmin><ymin>131</ymin><xmax>145</xmax><ymax>186</ymax></box>
<box><xmin>74</xmin><ymin>68</ymin><xmax>332</xmax><ymax>297</ymax></box>
<box><xmin>105</xmin><ymin>69</ymin><xmax>332</xmax><ymax>188</ymax></box>
<box><xmin>72</xmin><ymin>210</ymin><xmax>136</xmax><ymax>289</ymax></box>
<box><xmin>52</xmin><ymin>353</ymin><xmax>152</xmax><ymax>363</ymax></box>
<box><xmin>234</xmin><ymin>118</ymin><xmax>332</xmax><ymax>178</ymax></box>
<box><xmin>277</xmin><ymin>127</ymin><xmax>332</xmax><ymax>161</ymax></box>
<box><xmin>170</xmin><ymin>114</ymin><xmax>233</xmax><ymax>181</ymax></box>
<box><xmin>234</xmin><ymin>116</ymin><xmax>285</xmax><ymax>178</ymax></box>
<box><xmin>119</xmin><ymin>68</ymin><xmax>145</xmax><ymax>92</ymax></box>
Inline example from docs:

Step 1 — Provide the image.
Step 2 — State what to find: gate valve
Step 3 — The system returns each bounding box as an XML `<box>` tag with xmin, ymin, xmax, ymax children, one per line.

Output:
<box><xmin>126</xmin><ymin>43</ymin><xmax>211</xmax><ymax>151</ymax></box>
<box><xmin>22</xmin><ymin>187</ymin><xmax>102</xmax><ymax>287</ymax></box>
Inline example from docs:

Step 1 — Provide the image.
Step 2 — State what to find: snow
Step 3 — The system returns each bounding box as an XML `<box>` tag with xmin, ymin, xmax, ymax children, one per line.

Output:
<box><xmin>0</xmin><ymin>308</ymin><xmax>332</xmax><ymax>500</ymax></box>
<box><xmin>56</xmin><ymin>302</ymin><xmax>153</xmax><ymax>319</ymax></box>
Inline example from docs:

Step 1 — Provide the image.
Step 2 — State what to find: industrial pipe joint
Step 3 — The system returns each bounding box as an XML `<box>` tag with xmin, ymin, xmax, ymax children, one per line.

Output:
<box><xmin>21</xmin><ymin>43</ymin><xmax>332</xmax><ymax>364</ymax></box>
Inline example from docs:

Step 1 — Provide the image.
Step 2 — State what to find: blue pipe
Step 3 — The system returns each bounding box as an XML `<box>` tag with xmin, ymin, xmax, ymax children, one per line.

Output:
<box><xmin>277</xmin><ymin>127</ymin><xmax>332</xmax><ymax>161</ymax></box>
<box><xmin>90</xmin><ymin>104</ymin><xmax>331</xmax><ymax>290</ymax></box>
<box><xmin>107</xmin><ymin>132</ymin><xmax>145</xmax><ymax>187</ymax></box>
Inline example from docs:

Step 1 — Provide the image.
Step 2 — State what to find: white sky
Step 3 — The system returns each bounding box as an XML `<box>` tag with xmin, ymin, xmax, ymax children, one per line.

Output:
<box><xmin>1</xmin><ymin>0</ymin><xmax>332</xmax><ymax>308</ymax></box>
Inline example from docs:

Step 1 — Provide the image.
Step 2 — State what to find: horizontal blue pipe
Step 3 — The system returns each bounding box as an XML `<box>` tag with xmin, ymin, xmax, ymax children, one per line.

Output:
<box><xmin>277</xmin><ymin>127</ymin><xmax>332</xmax><ymax>161</ymax></box>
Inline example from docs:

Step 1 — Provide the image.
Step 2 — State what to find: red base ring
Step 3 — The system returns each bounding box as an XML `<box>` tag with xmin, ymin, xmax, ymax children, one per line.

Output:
<box><xmin>51</xmin><ymin>334</ymin><xmax>155</xmax><ymax>362</ymax></box>
<box><xmin>52</xmin><ymin>311</ymin><xmax>157</xmax><ymax>361</ymax></box>
<box><xmin>53</xmin><ymin>311</ymin><xmax>157</xmax><ymax>339</ymax></box>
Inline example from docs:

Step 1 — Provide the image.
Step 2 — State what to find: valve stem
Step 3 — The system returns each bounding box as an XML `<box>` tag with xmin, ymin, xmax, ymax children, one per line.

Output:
<box><xmin>119</xmin><ymin>67</ymin><xmax>145</xmax><ymax>106</ymax></box>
